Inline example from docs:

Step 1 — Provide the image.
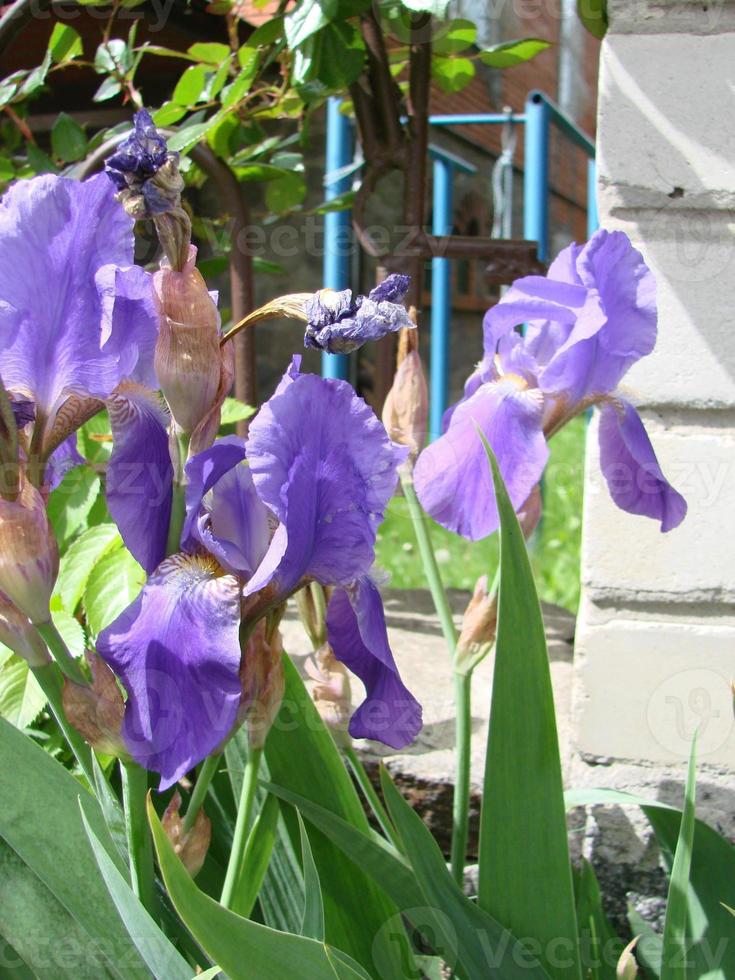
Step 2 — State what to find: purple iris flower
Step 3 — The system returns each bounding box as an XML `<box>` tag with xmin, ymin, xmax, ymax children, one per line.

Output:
<box><xmin>303</xmin><ymin>274</ymin><xmax>414</xmax><ymax>354</ymax></box>
<box><xmin>415</xmin><ymin>230</ymin><xmax>687</xmax><ymax>540</ymax></box>
<box><xmin>105</xmin><ymin>108</ymin><xmax>178</xmax><ymax>217</ymax></box>
<box><xmin>97</xmin><ymin>358</ymin><xmax>421</xmax><ymax>789</ymax></box>
<box><xmin>0</xmin><ymin>173</ymin><xmax>172</xmax><ymax>572</ymax></box>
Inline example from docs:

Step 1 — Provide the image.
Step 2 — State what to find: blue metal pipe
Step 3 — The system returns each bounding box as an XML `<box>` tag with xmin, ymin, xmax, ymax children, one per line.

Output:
<box><xmin>523</xmin><ymin>94</ymin><xmax>550</xmax><ymax>263</ymax></box>
<box><xmin>322</xmin><ymin>98</ymin><xmax>352</xmax><ymax>380</ymax></box>
<box><xmin>526</xmin><ymin>90</ymin><xmax>595</xmax><ymax>157</ymax></box>
<box><xmin>587</xmin><ymin>158</ymin><xmax>599</xmax><ymax>237</ymax></box>
<box><xmin>429</xmin><ymin>113</ymin><xmax>526</xmax><ymax>126</ymax></box>
<box><xmin>430</xmin><ymin>156</ymin><xmax>454</xmax><ymax>440</ymax></box>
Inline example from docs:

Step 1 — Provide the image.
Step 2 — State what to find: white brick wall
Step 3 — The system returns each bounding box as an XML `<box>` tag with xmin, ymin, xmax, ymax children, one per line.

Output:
<box><xmin>572</xmin><ymin>0</ymin><xmax>735</xmax><ymax>838</ymax></box>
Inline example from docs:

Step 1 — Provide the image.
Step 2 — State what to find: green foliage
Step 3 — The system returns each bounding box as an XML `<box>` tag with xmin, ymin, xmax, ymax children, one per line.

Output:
<box><xmin>478</xmin><ymin>38</ymin><xmax>552</xmax><ymax>68</ymax></box>
<box><xmin>51</xmin><ymin>112</ymin><xmax>87</xmax><ymax>163</ymax></box>
<box><xmin>0</xmin><ymin>650</ymin><xmax>45</xmax><ymax>729</ymax></box>
<box><xmin>47</xmin><ymin>466</ymin><xmax>101</xmax><ymax>546</ymax></box>
<box><xmin>577</xmin><ymin>0</ymin><xmax>608</xmax><ymax>40</ymax></box>
<box><xmin>264</xmin><ymin>655</ymin><xmax>409</xmax><ymax>975</ymax></box>
<box><xmin>661</xmin><ymin>736</ymin><xmax>697</xmax><ymax>980</ymax></box>
<box><xmin>148</xmin><ymin>798</ymin><xmax>373</xmax><ymax>979</ymax></box>
<box><xmin>477</xmin><ymin>436</ymin><xmax>582</xmax><ymax>980</ymax></box>
<box><xmin>79</xmin><ymin>805</ymin><xmax>192</xmax><ymax>979</ymax></box>
<box><xmin>48</xmin><ymin>24</ymin><xmax>83</xmax><ymax>63</ymax></box>
<box><xmin>0</xmin><ymin>717</ymin><xmax>156</xmax><ymax>977</ymax></box>
<box><xmin>83</xmin><ymin>545</ymin><xmax>145</xmax><ymax>638</ymax></box>
<box><xmin>431</xmin><ymin>55</ymin><xmax>475</xmax><ymax>93</ymax></box>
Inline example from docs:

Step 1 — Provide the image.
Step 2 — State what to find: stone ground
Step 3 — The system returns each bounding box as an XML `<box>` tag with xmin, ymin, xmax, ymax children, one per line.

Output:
<box><xmin>280</xmin><ymin>588</ymin><xmax>672</xmax><ymax>936</ymax></box>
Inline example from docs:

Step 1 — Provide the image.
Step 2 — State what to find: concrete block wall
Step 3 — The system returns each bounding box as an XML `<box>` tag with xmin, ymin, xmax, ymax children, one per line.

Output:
<box><xmin>571</xmin><ymin>0</ymin><xmax>735</xmax><ymax>865</ymax></box>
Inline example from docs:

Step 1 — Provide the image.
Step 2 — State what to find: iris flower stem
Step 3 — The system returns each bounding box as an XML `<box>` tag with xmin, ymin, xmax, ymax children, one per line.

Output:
<box><xmin>165</xmin><ymin>432</ymin><xmax>190</xmax><ymax>557</ymax></box>
<box><xmin>183</xmin><ymin>752</ymin><xmax>222</xmax><ymax>833</ymax></box>
<box><xmin>450</xmin><ymin>672</ymin><xmax>472</xmax><ymax>885</ymax></box>
<box><xmin>220</xmin><ymin>744</ymin><xmax>264</xmax><ymax>910</ymax></box>
<box><xmin>121</xmin><ymin>760</ymin><xmax>158</xmax><ymax>919</ymax></box>
<box><xmin>36</xmin><ymin>620</ymin><xmax>87</xmax><ymax>685</ymax></box>
<box><xmin>31</xmin><ymin>662</ymin><xmax>96</xmax><ymax>789</ymax></box>
<box><xmin>399</xmin><ymin>469</ymin><xmax>471</xmax><ymax>884</ymax></box>
<box><xmin>399</xmin><ymin>471</ymin><xmax>458</xmax><ymax>651</ymax></box>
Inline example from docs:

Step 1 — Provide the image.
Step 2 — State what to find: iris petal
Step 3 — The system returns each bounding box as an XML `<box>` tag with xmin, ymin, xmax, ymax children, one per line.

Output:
<box><xmin>183</xmin><ymin>436</ymin><xmax>271</xmax><ymax>577</ymax></box>
<box><xmin>415</xmin><ymin>378</ymin><xmax>549</xmax><ymax>540</ymax></box>
<box><xmin>0</xmin><ymin>174</ymin><xmax>157</xmax><ymax>416</ymax></box>
<box><xmin>598</xmin><ymin>398</ymin><xmax>686</xmax><ymax>532</ymax></box>
<box><xmin>97</xmin><ymin>553</ymin><xmax>242</xmax><ymax>790</ymax></box>
<box><xmin>327</xmin><ymin>578</ymin><xmax>421</xmax><ymax>748</ymax></box>
<box><xmin>246</xmin><ymin>369</ymin><xmax>407</xmax><ymax>594</ymax></box>
<box><xmin>106</xmin><ymin>384</ymin><xmax>173</xmax><ymax>574</ymax></box>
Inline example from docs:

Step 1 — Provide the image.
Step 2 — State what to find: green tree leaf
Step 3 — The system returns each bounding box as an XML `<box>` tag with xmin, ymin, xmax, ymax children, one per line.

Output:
<box><xmin>48</xmin><ymin>23</ymin><xmax>83</xmax><ymax>63</ymax></box>
<box><xmin>47</xmin><ymin>465</ymin><xmax>101</xmax><ymax>546</ymax></box>
<box><xmin>94</xmin><ymin>39</ymin><xmax>132</xmax><ymax>74</ymax></box>
<box><xmin>220</xmin><ymin>397</ymin><xmax>256</xmax><ymax>425</ymax></box>
<box><xmin>50</xmin><ymin>112</ymin><xmax>87</xmax><ymax>163</ymax></box>
<box><xmin>51</xmin><ymin>608</ymin><xmax>86</xmax><ymax>659</ymax></box>
<box><xmin>152</xmin><ymin>101</ymin><xmax>188</xmax><ymax>126</ymax></box>
<box><xmin>188</xmin><ymin>42</ymin><xmax>231</xmax><ymax>64</ymax></box>
<box><xmin>83</xmin><ymin>547</ymin><xmax>145</xmax><ymax>637</ymax></box>
<box><xmin>173</xmin><ymin>65</ymin><xmax>209</xmax><ymax>106</ymax></box>
<box><xmin>577</xmin><ymin>0</ymin><xmax>607</xmax><ymax>39</ymax></box>
<box><xmin>431</xmin><ymin>55</ymin><xmax>475</xmax><ymax>93</ymax></box>
<box><xmin>55</xmin><ymin>524</ymin><xmax>122</xmax><ymax>614</ymax></box>
<box><xmin>93</xmin><ymin>76</ymin><xmax>123</xmax><ymax>103</ymax></box>
<box><xmin>400</xmin><ymin>0</ymin><xmax>450</xmax><ymax>14</ymax></box>
<box><xmin>284</xmin><ymin>0</ymin><xmax>339</xmax><ymax>49</ymax></box>
<box><xmin>265</xmin><ymin>172</ymin><xmax>306</xmax><ymax>213</ymax></box>
<box><xmin>0</xmin><ymin>655</ymin><xmax>45</xmax><ymax>728</ymax></box>
<box><xmin>478</xmin><ymin>38</ymin><xmax>552</xmax><ymax>68</ymax></box>
<box><xmin>477</xmin><ymin>436</ymin><xmax>582</xmax><ymax>980</ymax></box>
<box><xmin>433</xmin><ymin>19</ymin><xmax>477</xmax><ymax>54</ymax></box>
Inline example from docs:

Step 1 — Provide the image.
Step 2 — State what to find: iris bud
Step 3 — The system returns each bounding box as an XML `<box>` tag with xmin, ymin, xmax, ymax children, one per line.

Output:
<box><xmin>382</xmin><ymin>323</ymin><xmax>428</xmax><ymax>460</ymax></box>
<box><xmin>0</xmin><ymin>479</ymin><xmax>58</xmax><ymax>624</ymax></box>
<box><xmin>239</xmin><ymin>620</ymin><xmax>286</xmax><ymax>749</ymax></box>
<box><xmin>454</xmin><ymin>575</ymin><xmax>498</xmax><ymax>675</ymax></box>
<box><xmin>0</xmin><ymin>592</ymin><xmax>49</xmax><ymax>667</ymax></box>
<box><xmin>154</xmin><ymin>247</ymin><xmax>222</xmax><ymax>436</ymax></box>
<box><xmin>161</xmin><ymin>790</ymin><xmax>211</xmax><ymax>878</ymax></box>
<box><xmin>61</xmin><ymin>651</ymin><xmax>126</xmax><ymax>757</ymax></box>
<box><xmin>304</xmin><ymin>643</ymin><xmax>352</xmax><ymax>744</ymax></box>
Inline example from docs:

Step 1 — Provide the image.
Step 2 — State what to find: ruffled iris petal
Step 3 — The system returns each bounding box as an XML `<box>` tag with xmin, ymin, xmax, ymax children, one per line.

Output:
<box><xmin>0</xmin><ymin>174</ymin><xmax>156</xmax><ymax>415</ymax></box>
<box><xmin>598</xmin><ymin>399</ymin><xmax>686</xmax><ymax>533</ymax></box>
<box><xmin>482</xmin><ymin>274</ymin><xmax>591</xmax><ymax>354</ymax></box>
<box><xmin>246</xmin><ymin>369</ymin><xmax>408</xmax><ymax>594</ymax></box>
<box><xmin>539</xmin><ymin>230</ymin><xmax>657</xmax><ymax>402</ymax></box>
<box><xmin>414</xmin><ymin>378</ymin><xmax>549</xmax><ymax>540</ymax></box>
<box><xmin>106</xmin><ymin>385</ymin><xmax>173</xmax><ymax>574</ymax></box>
<box><xmin>183</xmin><ymin>436</ymin><xmax>271</xmax><ymax>577</ymax></box>
<box><xmin>97</xmin><ymin>553</ymin><xmax>242</xmax><ymax>790</ymax></box>
<box><xmin>327</xmin><ymin>578</ymin><xmax>421</xmax><ymax>748</ymax></box>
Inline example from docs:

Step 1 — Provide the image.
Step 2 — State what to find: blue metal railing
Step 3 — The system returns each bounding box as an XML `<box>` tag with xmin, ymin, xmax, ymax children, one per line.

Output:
<box><xmin>320</xmin><ymin>90</ymin><xmax>598</xmax><ymax>427</ymax></box>
<box><xmin>321</xmin><ymin>97</ymin><xmax>352</xmax><ymax>380</ymax></box>
<box><xmin>429</xmin><ymin>145</ymin><xmax>477</xmax><ymax>440</ymax></box>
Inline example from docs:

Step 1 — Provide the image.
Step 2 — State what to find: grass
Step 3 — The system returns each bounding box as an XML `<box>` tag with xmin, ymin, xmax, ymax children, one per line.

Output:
<box><xmin>375</xmin><ymin>416</ymin><xmax>587</xmax><ymax>614</ymax></box>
